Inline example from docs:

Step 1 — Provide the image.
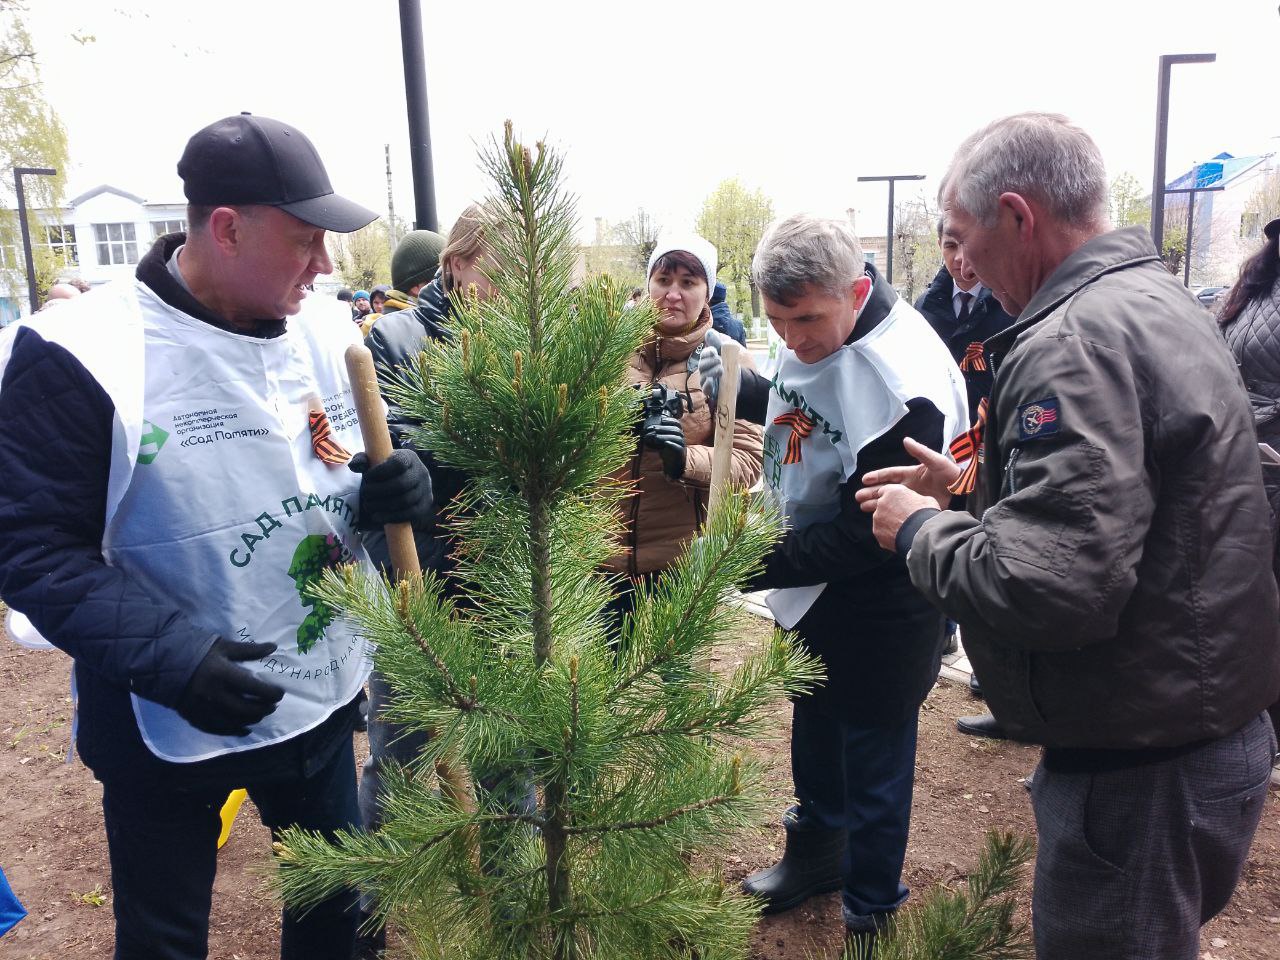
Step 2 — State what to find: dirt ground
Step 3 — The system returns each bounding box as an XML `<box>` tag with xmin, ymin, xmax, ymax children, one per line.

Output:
<box><xmin>2</xmin><ymin>624</ymin><xmax>1278</xmax><ymax>960</ymax></box>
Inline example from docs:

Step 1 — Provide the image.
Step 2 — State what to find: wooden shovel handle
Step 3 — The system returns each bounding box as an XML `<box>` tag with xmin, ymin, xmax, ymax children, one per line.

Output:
<box><xmin>345</xmin><ymin>344</ymin><xmax>421</xmax><ymax>579</ymax></box>
<box><xmin>707</xmin><ymin>339</ymin><xmax>743</xmax><ymax>516</ymax></box>
<box><xmin>343</xmin><ymin>344</ymin><xmax>476</xmax><ymax>821</ymax></box>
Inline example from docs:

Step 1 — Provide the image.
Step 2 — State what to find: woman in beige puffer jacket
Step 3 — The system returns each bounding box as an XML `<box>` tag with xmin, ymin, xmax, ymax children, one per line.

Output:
<box><xmin>607</xmin><ymin>234</ymin><xmax>763</xmax><ymax>579</ymax></box>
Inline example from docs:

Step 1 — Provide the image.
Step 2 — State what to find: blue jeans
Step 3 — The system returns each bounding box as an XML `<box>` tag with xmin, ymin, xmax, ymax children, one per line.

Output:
<box><xmin>102</xmin><ymin>737</ymin><xmax>361</xmax><ymax>960</ymax></box>
<box><xmin>790</xmin><ymin>697</ymin><xmax>918</xmax><ymax>931</ymax></box>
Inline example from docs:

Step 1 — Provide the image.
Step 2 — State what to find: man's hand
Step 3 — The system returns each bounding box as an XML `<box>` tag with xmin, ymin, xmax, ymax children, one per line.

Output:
<box><xmin>697</xmin><ymin>329</ymin><xmax>742</xmax><ymax>409</ymax></box>
<box><xmin>350</xmin><ymin>448</ymin><xmax>434</xmax><ymax>530</ymax></box>
<box><xmin>862</xmin><ymin>484</ymin><xmax>940</xmax><ymax>552</ymax></box>
<box><xmin>176</xmin><ymin>638</ymin><xmax>284</xmax><ymax>737</ymax></box>
<box><xmin>642</xmin><ymin>413</ymin><xmax>687</xmax><ymax>480</ymax></box>
<box><xmin>857</xmin><ymin>437</ymin><xmax>962</xmax><ymax>507</ymax></box>
<box><xmin>856</xmin><ymin>437</ymin><xmax>962</xmax><ymax>551</ymax></box>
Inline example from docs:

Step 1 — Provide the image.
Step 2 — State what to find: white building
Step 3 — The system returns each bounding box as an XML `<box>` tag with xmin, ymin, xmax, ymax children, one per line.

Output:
<box><xmin>1</xmin><ymin>184</ymin><xmax>189</xmax><ymax>324</ymax></box>
<box><xmin>1164</xmin><ymin>152</ymin><xmax>1278</xmax><ymax>287</ymax></box>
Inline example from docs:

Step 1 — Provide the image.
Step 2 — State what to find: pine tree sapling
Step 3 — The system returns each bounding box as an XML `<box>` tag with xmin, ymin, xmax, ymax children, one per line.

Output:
<box><xmin>843</xmin><ymin>830</ymin><xmax>1035</xmax><ymax>960</ymax></box>
<box><xmin>273</xmin><ymin>125</ymin><xmax>820</xmax><ymax>959</ymax></box>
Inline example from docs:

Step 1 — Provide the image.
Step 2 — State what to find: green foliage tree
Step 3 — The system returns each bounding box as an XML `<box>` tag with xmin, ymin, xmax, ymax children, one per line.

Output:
<box><xmin>1161</xmin><ymin>223</ymin><xmax>1187</xmax><ymax>276</ymax></box>
<box><xmin>1108</xmin><ymin>171</ymin><xmax>1151</xmax><ymax>228</ymax></box>
<box><xmin>0</xmin><ymin>0</ymin><xmax>71</xmax><ymax>306</ymax></box>
<box><xmin>329</xmin><ymin>219</ymin><xmax>392</xmax><ymax>291</ymax></box>
<box><xmin>273</xmin><ymin>125</ymin><xmax>820</xmax><ymax>960</ymax></box>
<box><xmin>697</xmin><ymin>178</ymin><xmax>774</xmax><ymax>320</ymax></box>
<box><xmin>845</xmin><ymin>831</ymin><xmax>1034</xmax><ymax>960</ymax></box>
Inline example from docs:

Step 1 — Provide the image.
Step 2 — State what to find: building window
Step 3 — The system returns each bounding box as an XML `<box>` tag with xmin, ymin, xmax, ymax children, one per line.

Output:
<box><xmin>0</xmin><ymin>244</ymin><xmax>17</xmax><ymax>270</ymax></box>
<box><xmin>94</xmin><ymin>222</ymin><xmax>138</xmax><ymax>265</ymax></box>
<box><xmin>151</xmin><ymin>219</ymin><xmax>187</xmax><ymax>239</ymax></box>
<box><xmin>44</xmin><ymin>224</ymin><xmax>78</xmax><ymax>266</ymax></box>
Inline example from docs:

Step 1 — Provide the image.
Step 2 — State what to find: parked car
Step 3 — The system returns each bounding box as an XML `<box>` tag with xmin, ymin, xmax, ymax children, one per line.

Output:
<box><xmin>1196</xmin><ymin>285</ymin><xmax>1229</xmax><ymax>309</ymax></box>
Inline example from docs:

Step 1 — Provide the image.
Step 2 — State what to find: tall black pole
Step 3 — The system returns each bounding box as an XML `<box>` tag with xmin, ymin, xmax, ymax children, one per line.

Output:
<box><xmin>398</xmin><ymin>0</ymin><xmax>438</xmax><ymax>232</ymax></box>
<box><xmin>1151</xmin><ymin>53</ymin><xmax>1215</xmax><ymax>255</ymax></box>
<box><xmin>886</xmin><ymin>179</ymin><xmax>896</xmax><ymax>283</ymax></box>
<box><xmin>1183</xmin><ymin>190</ymin><xmax>1195</xmax><ymax>288</ymax></box>
<box><xmin>858</xmin><ymin>174</ymin><xmax>925</xmax><ymax>285</ymax></box>
<box><xmin>13</xmin><ymin>166</ymin><xmax>56</xmax><ymax>314</ymax></box>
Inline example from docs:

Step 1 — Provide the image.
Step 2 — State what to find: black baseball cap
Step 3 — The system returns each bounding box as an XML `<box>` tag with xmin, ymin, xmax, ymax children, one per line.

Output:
<box><xmin>178</xmin><ymin>113</ymin><xmax>376</xmax><ymax>233</ymax></box>
<box><xmin>1265</xmin><ymin>217</ymin><xmax>1279</xmax><ymax>242</ymax></box>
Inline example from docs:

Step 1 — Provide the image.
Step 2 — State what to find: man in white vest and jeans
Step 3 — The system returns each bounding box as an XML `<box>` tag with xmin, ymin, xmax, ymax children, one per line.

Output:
<box><xmin>0</xmin><ymin>114</ymin><xmax>435</xmax><ymax>960</ymax></box>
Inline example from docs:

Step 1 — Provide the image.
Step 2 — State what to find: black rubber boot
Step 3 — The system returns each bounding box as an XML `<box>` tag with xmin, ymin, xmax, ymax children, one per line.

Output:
<box><xmin>742</xmin><ymin>824</ymin><xmax>846</xmax><ymax>914</ymax></box>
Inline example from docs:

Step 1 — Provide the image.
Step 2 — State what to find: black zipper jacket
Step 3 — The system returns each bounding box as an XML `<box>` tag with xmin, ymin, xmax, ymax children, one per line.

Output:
<box><xmin>907</xmin><ymin>227</ymin><xmax>1280</xmax><ymax>749</ymax></box>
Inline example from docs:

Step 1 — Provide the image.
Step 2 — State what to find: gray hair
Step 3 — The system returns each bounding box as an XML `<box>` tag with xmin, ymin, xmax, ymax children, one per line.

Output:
<box><xmin>752</xmin><ymin>214</ymin><xmax>866</xmax><ymax>304</ymax></box>
<box><xmin>941</xmin><ymin>113</ymin><xmax>1108</xmax><ymax>227</ymax></box>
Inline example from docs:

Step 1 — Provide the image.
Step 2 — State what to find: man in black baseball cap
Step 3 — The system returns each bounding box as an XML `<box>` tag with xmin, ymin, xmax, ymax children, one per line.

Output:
<box><xmin>179</xmin><ymin>112</ymin><xmax>375</xmax><ymax>233</ymax></box>
<box><xmin>166</xmin><ymin>112</ymin><xmax>378</xmax><ymax>331</ymax></box>
<box><xmin>0</xmin><ymin>114</ymin><xmax>435</xmax><ymax>960</ymax></box>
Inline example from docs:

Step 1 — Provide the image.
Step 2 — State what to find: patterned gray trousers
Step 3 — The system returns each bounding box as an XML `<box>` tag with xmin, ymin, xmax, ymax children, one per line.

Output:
<box><xmin>1030</xmin><ymin>711</ymin><xmax>1275</xmax><ymax>960</ymax></box>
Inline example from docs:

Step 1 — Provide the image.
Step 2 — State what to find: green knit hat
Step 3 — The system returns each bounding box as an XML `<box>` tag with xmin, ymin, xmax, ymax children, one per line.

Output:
<box><xmin>391</xmin><ymin>229</ymin><xmax>446</xmax><ymax>293</ymax></box>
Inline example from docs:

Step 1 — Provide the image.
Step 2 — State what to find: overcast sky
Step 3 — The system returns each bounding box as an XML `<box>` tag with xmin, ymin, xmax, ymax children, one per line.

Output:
<box><xmin>26</xmin><ymin>0</ymin><xmax>1280</xmax><ymax>242</ymax></box>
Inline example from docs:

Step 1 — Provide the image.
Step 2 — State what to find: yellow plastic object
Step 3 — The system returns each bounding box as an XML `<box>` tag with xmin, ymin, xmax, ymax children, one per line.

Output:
<box><xmin>217</xmin><ymin>789</ymin><xmax>248</xmax><ymax>849</ymax></box>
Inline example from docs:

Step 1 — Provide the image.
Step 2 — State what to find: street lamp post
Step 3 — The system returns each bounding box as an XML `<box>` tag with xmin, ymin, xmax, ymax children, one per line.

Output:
<box><xmin>857</xmin><ymin>174</ymin><xmax>925</xmax><ymax>285</ymax></box>
<box><xmin>1151</xmin><ymin>53</ymin><xmax>1215</xmax><ymax>255</ymax></box>
<box><xmin>397</xmin><ymin>0</ymin><xmax>438</xmax><ymax>232</ymax></box>
<box><xmin>12</xmin><ymin>166</ymin><xmax>57</xmax><ymax>315</ymax></box>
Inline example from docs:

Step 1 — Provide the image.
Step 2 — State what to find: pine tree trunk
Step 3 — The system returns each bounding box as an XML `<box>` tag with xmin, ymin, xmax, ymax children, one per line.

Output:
<box><xmin>543</xmin><ymin>776</ymin><xmax>574</xmax><ymax>959</ymax></box>
<box><xmin>530</xmin><ymin>496</ymin><xmax>554</xmax><ymax>667</ymax></box>
<box><xmin>530</xmin><ymin>495</ymin><xmax>575</xmax><ymax>957</ymax></box>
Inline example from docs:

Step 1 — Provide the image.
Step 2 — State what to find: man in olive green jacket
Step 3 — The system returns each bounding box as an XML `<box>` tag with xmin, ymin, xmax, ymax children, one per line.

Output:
<box><xmin>859</xmin><ymin>112</ymin><xmax>1279</xmax><ymax>960</ymax></box>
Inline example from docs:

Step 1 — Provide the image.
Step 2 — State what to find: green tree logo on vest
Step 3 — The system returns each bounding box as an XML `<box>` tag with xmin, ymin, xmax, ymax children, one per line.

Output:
<box><xmin>286</xmin><ymin>534</ymin><xmax>354</xmax><ymax>653</ymax></box>
<box><xmin>137</xmin><ymin>421</ymin><xmax>169</xmax><ymax>465</ymax></box>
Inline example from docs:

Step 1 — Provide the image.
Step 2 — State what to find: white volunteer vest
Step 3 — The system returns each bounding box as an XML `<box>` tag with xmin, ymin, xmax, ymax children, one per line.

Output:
<box><xmin>4</xmin><ymin>283</ymin><xmax>373</xmax><ymax>762</ymax></box>
<box><xmin>762</xmin><ymin>299</ymin><xmax>968</xmax><ymax>627</ymax></box>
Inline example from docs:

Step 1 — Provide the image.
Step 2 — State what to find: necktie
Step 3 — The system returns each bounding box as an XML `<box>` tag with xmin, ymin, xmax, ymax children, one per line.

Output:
<box><xmin>957</xmin><ymin>291</ymin><xmax>973</xmax><ymax>323</ymax></box>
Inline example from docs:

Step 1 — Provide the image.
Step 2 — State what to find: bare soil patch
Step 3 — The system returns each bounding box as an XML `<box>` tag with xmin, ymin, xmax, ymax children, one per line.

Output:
<box><xmin>2</xmin><ymin>624</ymin><xmax>1276</xmax><ymax>959</ymax></box>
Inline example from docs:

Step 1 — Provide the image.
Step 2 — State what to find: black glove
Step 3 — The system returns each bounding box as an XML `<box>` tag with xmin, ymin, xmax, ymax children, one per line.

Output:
<box><xmin>350</xmin><ymin>448</ymin><xmax>435</xmax><ymax>530</ymax></box>
<box><xmin>642</xmin><ymin>412</ymin><xmax>687</xmax><ymax>480</ymax></box>
<box><xmin>175</xmin><ymin>638</ymin><xmax>284</xmax><ymax>737</ymax></box>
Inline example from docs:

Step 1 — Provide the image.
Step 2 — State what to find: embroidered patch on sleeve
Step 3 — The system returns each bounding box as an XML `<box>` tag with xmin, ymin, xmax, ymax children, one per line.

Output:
<box><xmin>1016</xmin><ymin>397</ymin><xmax>1060</xmax><ymax>441</ymax></box>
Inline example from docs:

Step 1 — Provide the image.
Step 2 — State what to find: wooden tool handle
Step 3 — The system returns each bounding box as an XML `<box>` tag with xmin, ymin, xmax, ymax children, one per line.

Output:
<box><xmin>345</xmin><ymin>344</ymin><xmax>421</xmax><ymax>579</ymax></box>
<box><xmin>707</xmin><ymin>339</ymin><xmax>743</xmax><ymax>516</ymax></box>
<box><xmin>344</xmin><ymin>344</ymin><xmax>476</xmax><ymax>824</ymax></box>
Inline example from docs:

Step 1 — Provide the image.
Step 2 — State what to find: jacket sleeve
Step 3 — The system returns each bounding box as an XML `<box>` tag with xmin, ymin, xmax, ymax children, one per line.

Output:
<box><xmin>736</xmin><ymin>368</ymin><xmax>771</xmax><ymax>425</ymax></box>
<box><xmin>366</xmin><ymin>312</ymin><xmax>428</xmax><ymax>451</ymax></box>
<box><xmin>906</xmin><ymin>330</ymin><xmax>1154</xmax><ymax>651</ymax></box>
<box><xmin>365</xmin><ymin>313</ymin><xmax>468</xmax><ymax>572</ymax></box>
<box><xmin>754</xmin><ymin>399</ymin><xmax>944</xmax><ymax>589</ymax></box>
<box><xmin>0</xmin><ymin>329</ymin><xmax>215</xmax><ymax>706</ymax></box>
